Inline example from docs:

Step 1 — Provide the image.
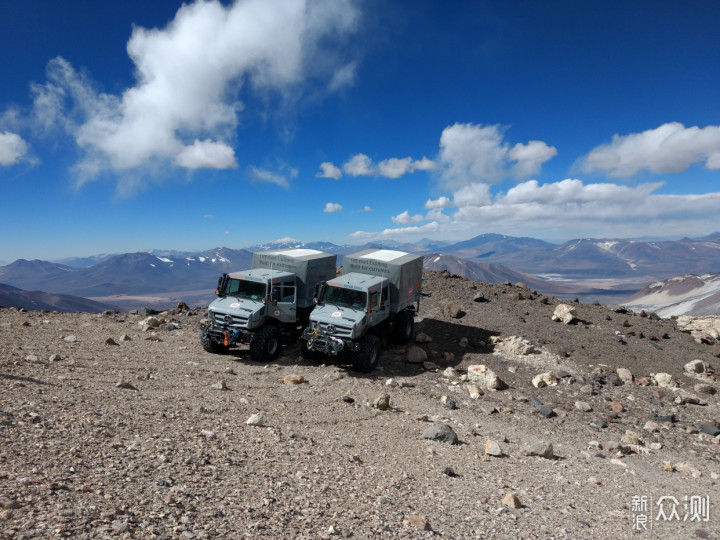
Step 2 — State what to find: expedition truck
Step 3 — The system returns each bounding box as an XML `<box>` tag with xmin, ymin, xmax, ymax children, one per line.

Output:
<box><xmin>300</xmin><ymin>249</ymin><xmax>422</xmax><ymax>372</ymax></box>
<box><xmin>201</xmin><ymin>249</ymin><xmax>336</xmax><ymax>362</ymax></box>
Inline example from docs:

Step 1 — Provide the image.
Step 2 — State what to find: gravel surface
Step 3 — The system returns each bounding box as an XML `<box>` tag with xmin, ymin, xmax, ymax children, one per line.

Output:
<box><xmin>1</xmin><ymin>271</ymin><xmax>719</xmax><ymax>539</ymax></box>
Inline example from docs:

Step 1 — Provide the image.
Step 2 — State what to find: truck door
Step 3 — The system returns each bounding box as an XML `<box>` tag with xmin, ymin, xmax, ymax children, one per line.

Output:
<box><xmin>274</xmin><ymin>277</ymin><xmax>297</xmax><ymax>323</ymax></box>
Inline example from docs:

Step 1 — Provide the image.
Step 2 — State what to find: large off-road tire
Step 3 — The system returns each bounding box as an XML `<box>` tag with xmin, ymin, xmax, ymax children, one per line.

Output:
<box><xmin>353</xmin><ymin>334</ymin><xmax>381</xmax><ymax>373</ymax></box>
<box><xmin>300</xmin><ymin>338</ymin><xmax>322</xmax><ymax>360</ymax></box>
<box><xmin>200</xmin><ymin>328</ymin><xmax>227</xmax><ymax>354</ymax></box>
<box><xmin>249</xmin><ymin>325</ymin><xmax>282</xmax><ymax>362</ymax></box>
<box><xmin>391</xmin><ymin>310</ymin><xmax>414</xmax><ymax>344</ymax></box>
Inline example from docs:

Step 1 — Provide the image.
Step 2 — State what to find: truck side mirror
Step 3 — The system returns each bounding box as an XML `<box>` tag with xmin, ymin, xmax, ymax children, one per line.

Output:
<box><xmin>271</xmin><ymin>287</ymin><xmax>279</xmax><ymax>304</ymax></box>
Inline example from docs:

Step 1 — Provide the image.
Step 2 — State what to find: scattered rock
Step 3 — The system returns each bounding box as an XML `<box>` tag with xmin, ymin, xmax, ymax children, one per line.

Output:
<box><xmin>420</xmin><ymin>424</ymin><xmax>459</xmax><ymax>445</ymax></box>
<box><xmin>694</xmin><ymin>383</ymin><xmax>717</xmax><ymax>395</ymax></box>
<box><xmin>115</xmin><ymin>381</ymin><xmax>137</xmax><ymax>391</ymax></box>
<box><xmin>415</xmin><ymin>332</ymin><xmax>432</xmax><ymax>343</ymax></box>
<box><xmin>443</xmin><ymin>303</ymin><xmax>464</xmax><ymax>319</ymax></box>
<box><xmin>684</xmin><ymin>359</ymin><xmax>708</xmax><ymax>373</ymax></box>
<box><xmin>211</xmin><ymin>380</ymin><xmax>229</xmax><ymax>391</ymax></box>
<box><xmin>575</xmin><ymin>401</ymin><xmax>592</xmax><ymax>413</ymax></box>
<box><xmin>282</xmin><ymin>374</ymin><xmax>305</xmax><ymax>385</ymax></box>
<box><xmin>616</xmin><ymin>368</ymin><xmax>633</xmax><ymax>383</ymax></box>
<box><xmin>501</xmin><ymin>492</ymin><xmax>522</xmax><ymax>508</ymax></box>
<box><xmin>246</xmin><ymin>413</ymin><xmax>265</xmax><ymax>426</ymax></box>
<box><xmin>406</xmin><ymin>346</ymin><xmax>427</xmax><ymax>364</ymax></box>
<box><xmin>467</xmin><ymin>364</ymin><xmax>504</xmax><ymax>390</ymax></box>
<box><xmin>522</xmin><ymin>441</ymin><xmax>554</xmax><ymax>459</ymax></box>
<box><xmin>374</xmin><ymin>394</ymin><xmax>391</xmax><ymax>410</ymax></box>
<box><xmin>552</xmin><ymin>304</ymin><xmax>576</xmax><ymax>324</ymax></box>
<box><xmin>532</xmin><ymin>371</ymin><xmax>558</xmax><ymax>388</ymax></box>
<box><xmin>485</xmin><ymin>440</ymin><xmax>503</xmax><ymax>456</ymax></box>
<box><xmin>105</xmin><ymin>337</ymin><xmax>119</xmax><ymax>346</ymax></box>
<box><xmin>652</xmin><ymin>373</ymin><xmax>677</xmax><ymax>388</ymax></box>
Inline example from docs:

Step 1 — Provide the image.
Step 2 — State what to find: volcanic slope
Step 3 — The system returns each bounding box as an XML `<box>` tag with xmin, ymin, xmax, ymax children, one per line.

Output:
<box><xmin>0</xmin><ymin>271</ymin><xmax>718</xmax><ymax>539</ymax></box>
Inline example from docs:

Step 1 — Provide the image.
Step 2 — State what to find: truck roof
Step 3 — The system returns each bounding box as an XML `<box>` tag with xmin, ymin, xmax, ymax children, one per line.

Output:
<box><xmin>229</xmin><ymin>269</ymin><xmax>295</xmax><ymax>282</ymax></box>
<box><xmin>327</xmin><ymin>272</ymin><xmax>385</xmax><ymax>289</ymax></box>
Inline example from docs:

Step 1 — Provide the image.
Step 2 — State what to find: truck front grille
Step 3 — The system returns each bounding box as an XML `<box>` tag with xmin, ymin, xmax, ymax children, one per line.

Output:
<box><xmin>317</xmin><ymin>321</ymin><xmax>353</xmax><ymax>338</ymax></box>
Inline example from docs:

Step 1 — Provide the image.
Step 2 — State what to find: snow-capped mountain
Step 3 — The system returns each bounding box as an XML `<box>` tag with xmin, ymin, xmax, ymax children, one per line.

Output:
<box><xmin>624</xmin><ymin>274</ymin><xmax>720</xmax><ymax>317</ymax></box>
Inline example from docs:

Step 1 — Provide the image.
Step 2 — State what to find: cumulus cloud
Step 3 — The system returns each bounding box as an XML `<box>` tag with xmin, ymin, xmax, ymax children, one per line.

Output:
<box><xmin>392</xmin><ymin>210</ymin><xmax>424</xmax><ymax>224</ymax></box>
<box><xmin>425</xmin><ymin>208</ymin><xmax>451</xmax><ymax>223</ymax></box>
<box><xmin>339</xmin><ymin>154</ymin><xmax>436</xmax><ymax>179</ymax></box>
<box><xmin>248</xmin><ymin>166</ymin><xmax>295</xmax><ymax>188</ymax></box>
<box><xmin>27</xmin><ymin>0</ymin><xmax>358</xmax><ymax>186</ymax></box>
<box><xmin>0</xmin><ymin>131</ymin><xmax>28</xmax><ymax>166</ymax></box>
<box><xmin>353</xmin><ymin>179</ymin><xmax>720</xmax><ymax>242</ymax></box>
<box><xmin>582</xmin><ymin>122</ymin><xmax>720</xmax><ymax>177</ymax></box>
<box><xmin>323</xmin><ymin>202</ymin><xmax>343</xmax><ymax>213</ymax></box>
<box><xmin>351</xmin><ymin>221</ymin><xmax>440</xmax><ymax>238</ymax></box>
<box><xmin>343</xmin><ymin>153</ymin><xmax>374</xmax><ymax>176</ymax></box>
<box><xmin>316</xmin><ymin>161</ymin><xmax>342</xmax><ymax>179</ymax></box>
<box><xmin>363</xmin><ymin>205</ymin><xmax>373</xmax><ymax>212</ymax></box>
<box><xmin>437</xmin><ymin>123</ymin><xmax>556</xmax><ymax>189</ymax></box>
<box><xmin>424</xmin><ymin>196</ymin><xmax>453</xmax><ymax>209</ymax></box>
<box><xmin>174</xmin><ymin>139</ymin><xmax>237</xmax><ymax>169</ymax></box>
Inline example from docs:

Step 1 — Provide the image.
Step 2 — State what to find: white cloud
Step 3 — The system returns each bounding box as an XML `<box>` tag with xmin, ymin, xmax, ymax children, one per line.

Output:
<box><xmin>378</xmin><ymin>157</ymin><xmax>414</xmax><ymax>179</ymax></box>
<box><xmin>392</xmin><ymin>210</ymin><xmax>424</xmax><ymax>224</ymax></box>
<box><xmin>248</xmin><ymin>166</ymin><xmax>294</xmax><ymax>188</ymax></box>
<box><xmin>363</xmin><ymin>205</ymin><xmax>373</xmax><ymax>212</ymax></box>
<box><xmin>352</xmin><ymin>221</ymin><xmax>440</xmax><ymax>238</ymax></box>
<box><xmin>582</xmin><ymin>122</ymin><xmax>720</xmax><ymax>177</ymax></box>
<box><xmin>425</xmin><ymin>208</ymin><xmax>450</xmax><ymax>223</ymax></box>
<box><xmin>274</xmin><ymin>236</ymin><xmax>299</xmax><ymax>242</ymax></box>
<box><xmin>203</xmin><ymin>214</ymin><xmax>215</xmax><ymax>219</ymax></box>
<box><xmin>424</xmin><ymin>196</ymin><xmax>453</xmax><ymax>209</ymax></box>
<box><xmin>316</xmin><ymin>161</ymin><xmax>342</xmax><ymax>179</ymax></box>
<box><xmin>453</xmin><ymin>182</ymin><xmax>492</xmax><ymax>207</ymax></box>
<box><xmin>438</xmin><ymin>123</ymin><xmax>556</xmax><ymax>189</ymax></box>
<box><xmin>343</xmin><ymin>153</ymin><xmax>374</xmax><ymax>176</ymax></box>
<box><xmin>323</xmin><ymin>202</ymin><xmax>343</xmax><ymax>213</ymax></box>
<box><xmin>328</xmin><ymin>61</ymin><xmax>357</xmax><ymax>92</ymax></box>
<box><xmin>174</xmin><ymin>139</ymin><xmax>237</xmax><ymax>169</ymax></box>
<box><xmin>27</xmin><ymin>0</ymin><xmax>358</xmax><ymax>186</ymax></box>
<box><xmin>338</xmin><ymin>154</ymin><xmax>436</xmax><ymax>179</ymax></box>
<box><xmin>0</xmin><ymin>131</ymin><xmax>28</xmax><ymax>166</ymax></box>
<box><xmin>354</xmin><ymin>179</ymin><xmax>720</xmax><ymax>242</ymax></box>
<box><xmin>508</xmin><ymin>140</ymin><xmax>558</xmax><ymax>178</ymax></box>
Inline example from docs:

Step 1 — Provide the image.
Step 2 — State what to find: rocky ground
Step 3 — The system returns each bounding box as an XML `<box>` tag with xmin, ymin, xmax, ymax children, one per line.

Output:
<box><xmin>1</xmin><ymin>270</ymin><xmax>719</xmax><ymax>539</ymax></box>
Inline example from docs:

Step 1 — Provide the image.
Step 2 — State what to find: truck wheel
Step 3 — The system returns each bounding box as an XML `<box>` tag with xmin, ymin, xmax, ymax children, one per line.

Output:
<box><xmin>300</xmin><ymin>339</ymin><xmax>322</xmax><ymax>360</ymax></box>
<box><xmin>391</xmin><ymin>310</ymin><xmax>415</xmax><ymax>344</ymax></box>
<box><xmin>201</xmin><ymin>328</ymin><xmax>227</xmax><ymax>354</ymax></box>
<box><xmin>250</xmin><ymin>325</ymin><xmax>281</xmax><ymax>362</ymax></box>
<box><xmin>353</xmin><ymin>334</ymin><xmax>380</xmax><ymax>373</ymax></box>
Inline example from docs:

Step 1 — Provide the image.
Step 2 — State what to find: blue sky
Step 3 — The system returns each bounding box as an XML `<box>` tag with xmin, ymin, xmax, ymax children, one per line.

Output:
<box><xmin>1</xmin><ymin>0</ymin><xmax>719</xmax><ymax>263</ymax></box>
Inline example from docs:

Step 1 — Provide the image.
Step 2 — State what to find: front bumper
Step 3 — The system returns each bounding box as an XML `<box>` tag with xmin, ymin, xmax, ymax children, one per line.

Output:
<box><xmin>301</xmin><ymin>324</ymin><xmax>360</xmax><ymax>355</ymax></box>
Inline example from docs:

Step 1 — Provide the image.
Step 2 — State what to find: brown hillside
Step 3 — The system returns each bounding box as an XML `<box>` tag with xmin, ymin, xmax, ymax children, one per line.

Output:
<box><xmin>0</xmin><ymin>271</ymin><xmax>718</xmax><ymax>538</ymax></box>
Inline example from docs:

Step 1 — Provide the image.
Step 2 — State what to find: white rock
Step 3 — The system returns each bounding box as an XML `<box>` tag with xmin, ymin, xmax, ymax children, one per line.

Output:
<box><xmin>552</xmin><ymin>304</ymin><xmax>577</xmax><ymax>324</ymax></box>
<box><xmin>684</xmin><ymin>359</ymin><xmax>707</xmax><ymax>373</ymax></box>
<box><xmin>532</xmin><ymin>372</ymin><xmax>558</xmax><ymax>388</ymax></box>
<box><xmin>467</xmin><ymin>364</ymin><xmax>504</xmax><ymax>390</ymax></box>
<box><xmin>246</xmin><ymin>413</ymin><xmax>265</xmax><ymax>426</ymax></box>
<box><xmin>652</xmin><ymin>373</ymin><xmax>677</xmax><ymax>388</ymax></box>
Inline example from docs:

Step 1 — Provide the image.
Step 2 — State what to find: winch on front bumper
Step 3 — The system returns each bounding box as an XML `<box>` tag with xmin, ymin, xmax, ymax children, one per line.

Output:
<box><xmin>200</xmin><ymin>320</ymin><xmax>254</xmax><ymax>347</ymax></box>
<box><xmin>301</xmin><ymin>323</ymin><xmax>360</xmax><ymax>355</ymax></box>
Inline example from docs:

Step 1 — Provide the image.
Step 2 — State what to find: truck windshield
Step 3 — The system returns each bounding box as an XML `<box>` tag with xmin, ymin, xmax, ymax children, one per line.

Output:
<box><xmin>322</xmin><ymin>286</ymin><xmax>366</xmax><ymax>310</ymax></box>
<box><xmin>224</xmin><ymin>278</ymin><xmax>266</xmax><ymax>301</ymax></box>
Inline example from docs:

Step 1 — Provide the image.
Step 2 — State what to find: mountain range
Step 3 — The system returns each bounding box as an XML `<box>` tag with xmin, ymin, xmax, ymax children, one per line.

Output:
<box><xmin>1</xmin><ymin>233</ymin><xmax>719</xmax><ymax>312</ymax></box>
